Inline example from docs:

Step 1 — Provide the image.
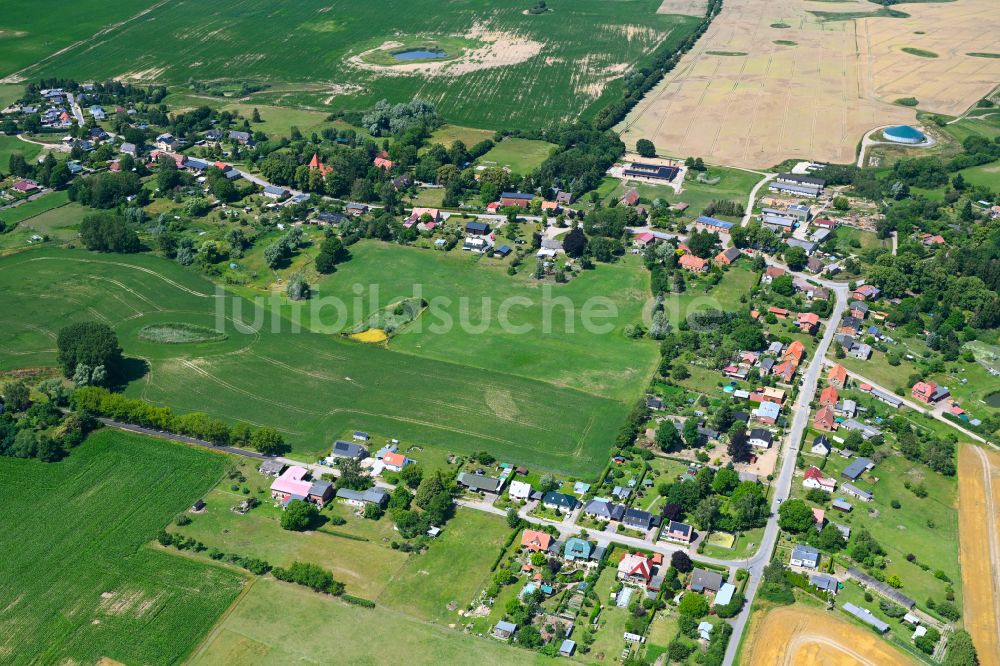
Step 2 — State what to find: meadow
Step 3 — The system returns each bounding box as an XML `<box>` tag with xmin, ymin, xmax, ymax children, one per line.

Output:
<box><xmin>25</xmin><ymin>0</ymin><xmax>700</xmax><ymax>131</ymax></box>
<box><xmin>0</xmin><ymin>135</ymin><xmax>41</xmax><ymax>173</ymax></box>
<box><xmin>0</xmin><ymin>429</ymin><xmax>245</xmax><ymax>665</ymax></box>
<box><xmin>190</xmin><ymin>578</ymin><xmax>555</xmax><ymax>665</ymax></box>
<box><xmin>0</xmin><ymin>247</ymin><xmax>645</xmax><ymax>476</ymax></box>
<box><xmin>478</xmin><ymin>138</ymin><xmax>557</xmax><ymax>175</ymax></box>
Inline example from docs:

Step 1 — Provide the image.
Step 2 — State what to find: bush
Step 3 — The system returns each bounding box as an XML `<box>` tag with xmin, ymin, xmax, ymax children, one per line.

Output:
<box><xmin>271</xmin><ymin>561</ymin><xmax>345</xmax><ymax>595</ymax></box>
<box><xmin>342</xmin><ymin>594</ymin><xmax>376</xmax><ymax>608</ymax></box>
<box><xmin>175</xmin><ymin>514</ymin><xmax>192</xmax><ymax>526</ymax></box>
<box><xmin>281</xmin><ymin>500</ymin><xmax>319</xmax><ymax>531</ymax></box>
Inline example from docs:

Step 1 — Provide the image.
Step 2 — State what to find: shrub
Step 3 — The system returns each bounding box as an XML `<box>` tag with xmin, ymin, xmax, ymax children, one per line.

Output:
<box><xmin>281</xmin><ymin>500</ymin><xmax>319</xmax><ymax>531</ymax></box>
<box><xmin>271</xmin><ymin>561</ymin><xmax>345</xmax><ymax>595</ymax></box>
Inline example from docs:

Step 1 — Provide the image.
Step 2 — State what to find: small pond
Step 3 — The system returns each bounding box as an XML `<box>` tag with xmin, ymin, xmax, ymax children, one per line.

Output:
<box><xmin>393</xmin><ymin>49</ymin><xmax>447</xmax><ymax>61</ymax></box>
<box><xmin>985</xmin><ymin>390</ymin><xmax>1000</xmax><ymax>408</ymax></box>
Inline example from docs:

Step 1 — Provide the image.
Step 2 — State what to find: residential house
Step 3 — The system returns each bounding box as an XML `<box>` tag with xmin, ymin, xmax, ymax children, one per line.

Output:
<box><xmin>752</xmin><ymin>401</ymin><xmax>781</xmax><ymax>425</ymax></box>
<box><xmin>785</xmin><ymin>340</ymin><xmax>805</xmax><ymax>366</ymax></box>
<box><xmin>345</xmin><ymin>203</ymin><xmax>369</xmax><ymax>216</ymax></box>
<box><xmin>840</xmin><ymin>419</ymin><xmax>882</xmax><ymax>440</ymax></box>
<box><xmin>119</xmin><ymin>142</ymin><xmax>138</xmax><ymax>158</ymax></box>
<box><xmin>633</xmin><ymin>231</ymin><xmax>656</xmax><ymax>248</ymax></box>
<box><xmin>748</xmin><ymin>428</ymin><xmax>774</xmax><ymax>449</ymax></box>
<box><xmin>405</xmin><ymin>207</ymin><xmax>441</xmax><ymax>228</ymax></box>
<box><xmin>852</xmin><ymin>285</ymin><xmax>880</xmax><ymax>301</ymax></box>
<box><xmin>790</xmin><ymin>544</ymin><xmax>820</xmax><ymax>569</ymax></box>
<box><xmin>262</xmin><ymin>185</ymin><xmax>289</xmax><ymax>200</ymax></box>
<box><xmin>797</xmin><ymin>312</ymin><xmax>820</xmax><ymax>334</ymax></box>
<box><xmin>661</xmin><ymin>520</ymin><xmax>694</xmax><ymax>544</ymax></box>
<box><xmin>373</xmin><ymin>153</ymin><xmax>394</xmax><ymax>169</ymax></box>
<box><xmin>849</xmin><ymin>343</ymin><xmax>872</xmax><ymax>360</ymax></box>
<box><xmin>811</xmin><ymin>435</ymin><xmax>831</xmax><ymax>456</ymax></box>
<box><xmin>382</xmin><ymin>451</ymin><xmax>411</xmax><ymax>472</ymax></box>
<box><xmin>228</xmin><ymin>130</ymin><xmax>252</xmax><ymax>144</ymax></box>
<box><xmin>803</xmin><ymin>466</ymin><xmax>836</xmax><ymax>492</ymax></box>
<box><xmin>620</xmin><ymin>187</ymin><xmax>640</xmax><ymax>206</ymax></box>
<box><xmin>509</xmin><ymin>480</ymin><xmax>532</xmax><ymax>501</ymax></box>
<box><xmin>810</xmin><ymin>574</ymin><xmax>839</xmax><ymax>594</ymax></box>
<box><xmin>689</xmin><ymin>569</ymin><xmax>723</xmax><ymax>593</ymax></box>
<box><xmin>499</xmin><ymin>192</ymin><xmax>533</xmax><ymax>208</ymax></box>
<box><xmin>493</xmin><ymin>621</ymin><xmax>517</xmax><ymax>640</ymax></box>
<box><xmin>622</xmin><ymin>508</ymin><xmax>657</xmax><ymax>532</ymax></box>
<box><xmin>270</xmin><ymin>466</ymin><xmax>334</xmax><ymax>508</ymax></box>
<box><xmin>813</xmin><ymin>405</ymin><xmax>837</xmax><ymax>432</ymax></box>
<box><xmin>679</xmin><ymin>254</ymin><xmax>708</xmax><ymax>272</ymax></box>
<box><xmin>761</xmin><ymin>266</ymin><xmax>786</xmax><ymax>284</ymax></box>
<box><xmin>618</xmin><ymin>553</ymin><xmax>653</xmax><ymax>587</ymax></box>
<box><xmin>458</xmin><ymin>472</ymin><xmax>502</xmax><ymax>494</ymax></box>
<box><xmin>842</xmin><ymin>483</ymin><xmax>873</xmax><ymax>502</ymax></box>
<box><xmin>806</xmin><ymin>256</ymin><xmax>825</xmax><ymax>273</ymax></box>
<box><xmin>555</xmin><ymin>190</ymin><xmax>573</xmax><ymax>205</ymax></box>
<box><xmin>521</xmin><ymin>529</ymin><xmax>553</xmax><ymax>552</ymax></box>
<box><xmin>912</xmin><ymin>381</ymin><xmax>949</xmax><ymax>404</ymax></box>
<box><xmin>336</xmin><ymin>487</ymin><xmax>388</xmax><ymax>509</ymax></box>
<box><xmin>331</xmin><ymin>440</ymin><xmax>368</xmax><ymax>460</ymax></box>
<box><xmin>715</xmin><ymin>247</ymin><xmax>741</xmax><ymax>266</ymax></box>
<box><xmin>584</xmin><ymin>499</ymin><xmax>625</xmax><ymax>522</ymax></box>
<box><xmin>646</xmin><ymin>395</ymin><xmax>665</xmax><ymax>411</ymax></box>
<box><xmin>564</xmin><ymin>537</ymin><xmax>592</xmax><ymax>562</ymax></box>
<box><xmin>819</xmin><ymin>386</ymin><xmax>839</xmax><ymax>408</ymax></box>
<box><xmin>542</xmin><ymin>491</ymin><xmax>578</xmax><ymax>512</ymax></box>
<box><xmin>828</xmin><ymin>364</ymin><xmax>848</xmax><ymax>389</ymax></box>
<box><xmin>849</xmin><ymin>300</ymin><xmax>869</xmax><ymax>319</ymax></box>
<box><xmin>693</xmin><ymin>215</ymin><xmax>734</xmax><ymax>234</ymax></box>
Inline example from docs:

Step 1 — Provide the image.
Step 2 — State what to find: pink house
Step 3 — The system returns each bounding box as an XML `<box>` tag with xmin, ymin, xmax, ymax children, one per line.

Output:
<box><xmin>634</xmin><ymin>231</ymin><xmax>656</xmax><ymax>247</ymax></box>
<box><xmin>12</xmin><ymin>180</ymin><xmax>39</xmax><ymax>192</ymax></box>
<box><xmin>405</xmin><ymin>207</ymin><xmax>441</xmax><ymax>228</ymax></box>
<box><xmin>270</xmin><ymin>466</ymin><xmax>333</xmax><ymax>508</ymax></box>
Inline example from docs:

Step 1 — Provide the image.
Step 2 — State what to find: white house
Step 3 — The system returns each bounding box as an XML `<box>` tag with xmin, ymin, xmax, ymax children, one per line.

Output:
<box><xmin>802</xmin><ymin>467</ymin><xmax>836</xmax><ymax>493</ymax></box>
<box><xmin>509</xmin><ymin>480</ymin><xmax>532</xmax><ymax>501</ymax></box>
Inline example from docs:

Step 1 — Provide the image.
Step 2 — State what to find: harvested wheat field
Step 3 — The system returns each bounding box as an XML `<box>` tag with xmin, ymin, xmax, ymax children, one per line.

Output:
<box><xmin>859</xmin><ymin>0</ymin><xmax>1000</xmax><ymax>117</ymax></box>
<box><xmin>742</xmin><ymin>605</ymin><xmax>918</xmax><ymax>666</ymax></box>
<box><xmin>958</xmin><ymin>445</ymin><xmax>1000</xmax><ymax>666</ymax></box>
<box><xmin>621</xmin><ymin>0</ymin><xmax>999</xmax><ymax>167</ymax></box>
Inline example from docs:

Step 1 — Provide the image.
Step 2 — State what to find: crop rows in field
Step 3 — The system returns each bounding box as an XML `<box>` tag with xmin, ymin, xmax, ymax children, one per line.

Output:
<box><xmin>0</xmin><ymin>247</ymin><xmax>650</xmax><ymax>475</ymax></box>
<box><xmin>24</xmin><ymin>0</ymin><xmax>699</xmax><ymax>130</ymax></box>
<box><xmin>0</xmin><ymin>430</ymin><xmax>243</xmax><ymax>665</ymax></box>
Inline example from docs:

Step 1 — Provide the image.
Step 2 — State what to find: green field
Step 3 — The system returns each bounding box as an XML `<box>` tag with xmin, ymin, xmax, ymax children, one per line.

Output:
<box><xmin>0</xmin><ymin>247</ymin><xmax>646</xmax><ymax>476</ymax></box>
<box><xmin>190</xmin><ymin>577</ymin><xmax>554</xmax><ymax>665</ymax></box>
<box><xmin>307</xmin><ymin>242</ymin><xmax>659</xmax><ymax>402</ymax></box>
<box><xmin>958</xmin><ymin>159</ymin><xmax>1000</xmax><ymax>189</ymax></box>
<box><xmin>478</xmin><ymin>138</ymin><xmax>557</xmax><ymax>175</ymax></box>
<box><xmin>0</xmin><ymin>0</ymin><xmax>158</xmax><ymax>77</ymax></box>
<box><xmin>379</xmin><ymin>508</ymin><xmax>512</xmax><ymax>622</ymax></box>
<box><xmin>23</xmin><ymin>0</ymin><xmax>700</xmax><ymax>130</ymax></box>
<box><xmin>429</xmin><ymin>124</ymin><xmax>496</xmax><ymax>148</ymax></box>
<box><xmin>0</xmin><ymin>429</ymin><xmax>245</xmax><ymax>665</ymax></box>
<box><xmin>0</xmin><ymin>135</ymin><xmax>41</xmax><ymax>174</ymax></box>
<box><xmin>601</xmin><ymin>165</ymin><xmax>761</xmax><ymax>216</ymax></box>
<box><xmin>0</xmin><ymin>197</ymin><xmax>85</xmax><ymax>254</ymax></box>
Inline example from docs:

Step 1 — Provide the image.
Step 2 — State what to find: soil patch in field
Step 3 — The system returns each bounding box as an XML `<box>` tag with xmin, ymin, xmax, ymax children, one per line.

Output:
<box><xmin>656</xmin><ymin>0</ymin><xmax>708</xmax><ymax>16</ymax></box>
<box><xmin>742</xmin><ymin>605</ymin><xmax>919</xmax><ymax>665</ymax></box>
<box><xmin>138</xmin><ymin>322</ymin><xmax>227</xmax><ymax>344</ymax></box>
<box><xmin>957</xmin><ymin>445</ymin><xmax>1000</xmax><ymax>666</ymax></box>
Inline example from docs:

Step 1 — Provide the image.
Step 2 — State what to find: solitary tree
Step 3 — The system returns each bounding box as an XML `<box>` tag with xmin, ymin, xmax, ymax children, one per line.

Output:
<box><xmin>777</xmin><ymin>498</ymin><xmax>814</xmax><ymax>533</ymax></box>
<box><xmin>636</xmin><ymin>139</ymin><xmax>656</xmax><ymax>158</ymax></box>
<box><xmin>671</xmin><ymin>550</ymin><xmax>693</xmax><ymax>573</ymax></box>
<box><xmin>280</xmin><ymin>500</ymin><xmax>319</xmax><ymax>531</ymax></box>
<box><xmin>57</xmin><ymin>322</ymin><xmax>123</xmax><ymax>382</ymax></box>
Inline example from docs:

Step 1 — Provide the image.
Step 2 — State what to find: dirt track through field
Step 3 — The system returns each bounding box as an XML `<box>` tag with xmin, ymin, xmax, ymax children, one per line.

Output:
<box><xmin>958</xmin><ymin>445</ymin><xmax>1000</xmax><ymax>666</ymax></box>
<box><xmin>742</xmin><ymin>605</ymin><xmax>919</xmax><ymax>666</ymax></box>
<box><xmin>620</xmin><ymin>0</ymin><xmax>1000</xmax><ymax>167</ymax></box>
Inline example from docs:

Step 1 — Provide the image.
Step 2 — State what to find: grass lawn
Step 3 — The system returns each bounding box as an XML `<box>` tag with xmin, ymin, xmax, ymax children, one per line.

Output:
<box><xmin>643</xmin><ymin>609</ymin><xmax>680</xmax><ymax>661</ymax></box>
<box><xmin>478</xmin><ymin>138</ymin><xmax>557</xmax><ymax>175</ymax></box>
<box><xmin>190</xmin><ymin>577</ymin><xmax>555</xmax><ymax>665</ymax></box>
<box><xmin>0</xmin><ymin>134</ymin><xmax>41</xmax><ymax>172</ymax></box>
<box><xmin>700</xmin><ymin>527</ymin><xmax>765</xmax><ymax>561</ymax></box>
<box><xmin>408</xmin><ymin>187</ymin><xmax>446</xmax><ymax>208</ymax></box>
<box><xmin>0</xmin><ymin>248</ymin><xmax>629</xmax><ymax>476</ymax></box>
<box><xmin>0</xmin><ymin>83</ymin><xmax>23</xmax><ymax>109</ymax></box>
<box><xmin>678</xmin><ymin>166</ymin><xmax>761</xmax><ymax>216</ymax></box>
<box><xmin>588</xmin><ymin>560</ymin><xmax>634</xmax><ymax>661</ymax></box>
<box><xmin>378</xmin><ymin>508</ymin><xmax>513</xmax><ymax>622</ymax></box>
<box><xmin>219</xmin><ymin>103</ymin><xmax>339</xmax><ymax>139</ymax></box>
<box><xmin>958</xmin><ymin>158</ymin><xmax>1000</xmax><ymax>190</ymax></box>
<box><xmin>942</xmin><ymin>112</ymin><xmax>1000</xmax><ymax>143</ymax></box>
<box><xmin>429</xmin><ymin>124</ymin><xmax>496</xmax><ymax>148</ymax></box>
<box><xmin>0</xmin><ymin>199</ymin><xmax>89</xmax><ymax>255</ymax></box>
<box><xmin>172</xmin><ymin>464</ymin><xmax>408</xmax><ymax>600</ymax></box>
<box><xmin>792</xmin><ymin>452</ymin><xmax>961</xmax><ymax>608</ymax></box>
<box><xmin>0</xmin><ymin>189</ymin><xmax>70</xmax><ymax>226</ymax></box>
<box><xmin>0</xmin><ymin>429</ymin><xmax>245</xmax><ymax>665</ymax></box>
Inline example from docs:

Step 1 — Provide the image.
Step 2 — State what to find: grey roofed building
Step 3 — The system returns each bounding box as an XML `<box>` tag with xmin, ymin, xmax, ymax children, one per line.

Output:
<box><xmin>540</xmin><ymin>238</ymin><xmax>563</xmax><ymax>251</ymax></box>
<box><xmin>812</xmin><ymin>435</ymin><xmax>831</xmax><ymax>455</ymax></box>
<box><xmin>559</xmin><ymin>639</ymin><xmax>576</xmax><ymax>656</ymax></box>
<box><xmin>846</xmin><ymin>568</ymin><xmax>916</xmax><ymax>608</ymax></box>
<box><xmin>335</xmin><ymin>486</ymin><xmax>389</xmax><ymax>508</ymax></box>
<box><xmin>119</xmin><ymin>142</ymin><xmax>137</xmax><ymax>156</ymax></box>
<box><xmin>263</xmin><ymin>184</ymin><xmax>288</xmax><ymax>198</ymax></box>
<box><xmin>309</xmin><ymin>479</ymin><xmax>333</xmax><ymax>497</ymax></box>
<box><xmin>840</xmin><ymin>419</ymin><xmax>882</xmax><ymax>440</ymax></box>
<box><xmin>767</xmin><ymin>341</ymin><xmax>784</xmax><ymax>355</ymax></box>
<box><xmin>689</xmin><ymin>569</ymin><xmax>723</xmax><ymax>593</ymax></box>
<box><xmin>748</xmin><ymin>428</ymin><xmax>774</xmax><ymax>447</ymax></box>
<box><xmin>466</xmin><ymin>220</ymin><xmax>490</xmax><ymax>235</ymax></box>
<box><xmin>759</xmin><ymin>357</ymin><xmax>775</xmax><ymax>373</ymax></box>
<box><xmin>622</xmin><ymin>507</ymin><xmax>656</xmax><ymax>531</ymax></box>
<box><xmin>316</xmin><ymin>211</ymin><xmax>349</xmax><ymax>224</ymax></box>
<box><xmin>732</xmin><ymin>410</ymin><xmax>750</xmax><ymax>424</ymax></box>
<box><xmin>331</xmin><ymin>440</ymin><xmax>368</xmax><ymax>459</ymax></box>
<box><xmin>228</xmin><ymin>130</ymin><xmax>251</xmax><ymax>142</ymax></box>
<box><xmin>584</xmin><ymin>498</ymin><xmax>625</xmax><ymax>521</ymax></box>
<box><xmin>832</xmin><ymin>498</ymin><xmax>853</xmax><ymax>512</ymax></box>
<box><xmin>258</xmin><ymin>459</ymin><xmax>286</xmax><ymax>476</ymax></box>
<box><xmin>458</xmin><ymin>472</ymin><xmax>502</xmax><ymax>494</ymax></box>
<box><xmin>810</xmin><ymin>574</ymin><xmax>839</xmax><ymax>594</ymax></box>
<box><xmin>834</xmin><ymin>333</ymin><xmax>856</xmax><ymax>348</ymax></box>
<box><xmin>842</xmin><ymin>602</ymin><xmax>889</xmax><ymax>633</ymax></box>
<box><xmin>719</xmin><ymin>247</ymin><xmax>741</xmax><ymax>263</ymax></box>
<box><xmin>646</xmin><ymin>395</ymin><xmax>664</xmax><ymax>410</ymax></box>
<box><xmin>850</xmin><ymin>343</ymin><xmax>873</xmax><ymax>359</ymax></box>
<box><xmin>833</xmin><ymin>522</ymin><xmax>851</xmax><ymax>539</ymax></box>
<box><xmin>870</xmin><ymin>388</ymin><xmax>903</xmax><ymax>408</ymax></box>
<box><xmin>790</xmin><ymin>544</ymin><xmax>820</xmax><ymax>568</ymax></box>
<box><xmin>543</xmin><ymin>491</ymin><xmax>578</xmax><ymax>510</ymax></box>
<box><xmin>493</xmin><ymin>620</ymin><xmax>517</xmax><ymax>639</ymax></box>
<box><xmin>841</xmin><ymin>457</ymin><xmax>874</xmax><ymax>480</ymax></box>
<box><xmin>841</xmin><ymin>482</ymin><xmax>873</xmax><ymax>502</ymax></box>
<box><xmin>785</xmin><ymin>238</ymin><xmax>817</xmax><ymax>254</ymax></box>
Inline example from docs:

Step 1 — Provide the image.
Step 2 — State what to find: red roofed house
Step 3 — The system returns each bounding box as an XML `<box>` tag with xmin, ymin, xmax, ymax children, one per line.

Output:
<box><xmin>634</xmin><ymin>231</ymin><xmax>656</xmax><ymax>248</ymax></box>
<box><xmin>912</xmin><ymin>381</ymin><xmax>949</xmax><ymax>404</ymax></box>
<box><xmin>521</xmin><ymin>529</ymin><xmax>553</xmax><ymax>553</ymax></box>
<box><xmin>768</xmin><ymin>306</ymin><xmax>789</xmax><ymax>319</ymax></box>
<box><xmin>762</xmin><ymin>266</ymin><xmax>786</xmax><ymax>284</ymax></box>
<box><xmin>852</xmin><ymin>285</ymin><xmax>880</xmax><ymax>301</ymax></box>
<box><xmin>308</xmin><ymin>153</ymin><xmax>333</xmax><ymax>176</ymax></box>
<box><xmin>819</xmin><ymin>386</ymin><xmax>839</xmax><ymax>408</ymax></box>
<box><xmin>785</xmin><ymin>340</ymin><xmax>805</xmax><ymax>366</ymax></box>
<box><xmin>715</xmin><ymin>247</ymin><xmax>741</xmax><ymax>266</ymax></box>
<box><xmin>773</xmin><ymin>359</ymin><xmax>796</xmax><ymax>383</ymax></box>
<box><xmin>109</xmin><ymin>160</ymin><xmax>121</xmax><ymax>173</ymax></box>
<box><xmin>620</xmin><ymin>187</ymin><xmax>640</xmax><ymax>206</ymax></box>
<box><xmin>382</xmin><ymin>451</ymin><xmax>410</xmax><ymax>472</ymax></box>
<box><xmin>797</xmin><ymin>312</ymin><xmax>820</xmax><ymax>334</ymax></box>
<box><xmin>828</xmin><ymin>363</ymin><xmax>847</xmax><ymax>389</ymax></box>
<box><xmin>813</xmin><ymin>405</ymin><xmax>837</xmax><ymax>431</ymax></box>
<box><xmin>812</xmin><ymin>507</ymin><xmax>825</xmax><ymax>528</ymax></box>
<box><xmin>13</xmin><ymin>179</ymin><xmax>39</xmax><ymax>192</ymax></box>
<box><xmin>679</xmin><ymin>254</ymin><xmax>708</xmax><ymax>272</ymax></box>
<box><xmin>373</xmin><ymin>152</ymin><xmax>394</xmax><ymax>169</ymax></box>
<box><xmin>617</xmin><ymin>552</ymin><xmax>653</xmax><ymax>586</ymax></box>
<box><xmin>803</xmin><ymin>466</ymin><xmax>836</xmax><ymax>492</ymax></box>
<box><xmin>813</xmin><ymin>218</ymin><xmax>837</xmax><ymax>230</ymax></box>
<box><xmin>405</xmin><ymin>207</ymin><xmax>441</xmax><ymax>228</ymax></box>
